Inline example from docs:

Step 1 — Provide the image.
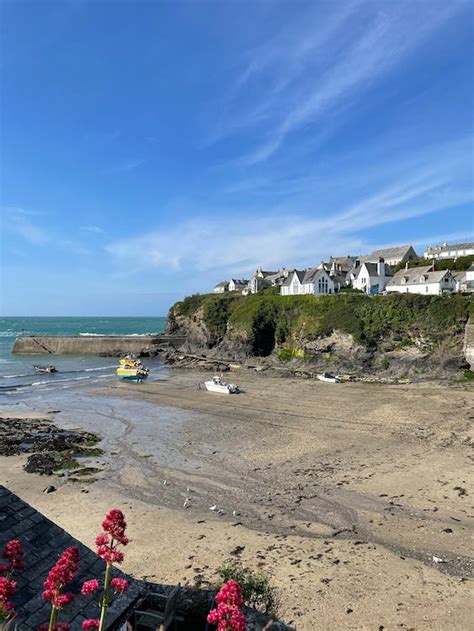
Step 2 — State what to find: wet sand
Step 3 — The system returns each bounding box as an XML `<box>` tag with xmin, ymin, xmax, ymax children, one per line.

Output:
<box><xmin>1</xmin><ymin>371</ymin><xmax>473</xmax><ymax>629</ymax></box>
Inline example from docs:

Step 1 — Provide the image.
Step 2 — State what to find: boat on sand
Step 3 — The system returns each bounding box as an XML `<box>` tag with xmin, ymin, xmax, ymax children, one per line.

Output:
<box><xmin>317</xmin><ymin>372</ymin><xmax>341</xmax><ymax>384</ymax></box>
<box><xmin>204</xmin><ymin>375</ymin><xmax>240</xmax><ymax>394</ymax></box>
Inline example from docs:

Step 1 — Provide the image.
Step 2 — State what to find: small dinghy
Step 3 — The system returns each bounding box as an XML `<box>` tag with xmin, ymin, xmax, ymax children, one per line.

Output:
<box><xmin>317</xmin><ymin>372</ymin><xmax>341</xmax><ymax>384</ymax></box>
<box><xmin>33</xmin><ymin>365</ymin><xmax>58</xmax><ymax>374</ymax></box>
<box><xmin>204</xmin><ymin>375</ymin><xmax>240</xmax><ymax>394</ymax></box>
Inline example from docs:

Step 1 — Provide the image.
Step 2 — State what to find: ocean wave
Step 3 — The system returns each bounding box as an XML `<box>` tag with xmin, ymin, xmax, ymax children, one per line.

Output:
<box><xmin>1</xmin><ymin>373</ymin><xmax>30</xmax><ymax>379</ymax></box>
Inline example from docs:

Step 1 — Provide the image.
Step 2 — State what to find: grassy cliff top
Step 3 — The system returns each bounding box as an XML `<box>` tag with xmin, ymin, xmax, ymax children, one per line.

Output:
<box><xmin>169</xmin><ymin>292</ymin><xmax>473</xmax><ymax>350</ymax></box>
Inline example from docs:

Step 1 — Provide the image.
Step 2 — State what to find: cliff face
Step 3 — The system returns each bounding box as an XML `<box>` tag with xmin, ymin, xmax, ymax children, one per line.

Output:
<box><xmin>167</xmin><ymin>293</ymin><xmax>473</xmax><ymax>377</ymax></box>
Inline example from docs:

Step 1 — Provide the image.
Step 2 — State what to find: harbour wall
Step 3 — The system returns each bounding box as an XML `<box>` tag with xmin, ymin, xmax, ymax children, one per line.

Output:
<box><xmin>12</xmin><ymin>335</ymin><xmax>185</xmax><ymax>356</ymax></box>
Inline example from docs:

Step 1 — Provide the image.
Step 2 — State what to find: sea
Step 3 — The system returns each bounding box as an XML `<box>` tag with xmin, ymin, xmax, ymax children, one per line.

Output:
<box><xmin>0</xmin><ymin>317</ymin><xmax>167</xmax><ymax>402</ymax></box>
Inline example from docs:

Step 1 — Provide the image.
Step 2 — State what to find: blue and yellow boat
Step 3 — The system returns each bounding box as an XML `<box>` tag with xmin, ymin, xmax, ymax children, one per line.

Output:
<box><xmin>116</xmin><ymin>357</ymin><xmax>149</xmax><ymax>381</ymax></box>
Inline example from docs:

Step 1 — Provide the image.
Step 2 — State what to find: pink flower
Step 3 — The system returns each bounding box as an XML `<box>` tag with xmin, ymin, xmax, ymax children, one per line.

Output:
<box><xmin>81</xmin><ymin>579</ymin><xmax>99</xmax><ymax>595</ymax></box>
<box><xmin>101</xmin><ymin>509</ymin><xmax>128</xmax><ymax>546</ymax></box>
<box><xmin>0</xmin><ymin>563</ymin><xmax>8</xmax><ymax>573</ymax></box>
<box><xmin>207</xmin><ymin>580</ymin><xmax>246</xmax><ymax>631</ymax></box>
<box><xmin>56</xmin><ymin>592</ymin><xmax>75</xmax><ymax>607</ymax></box>
<box><xmin>82</xmin><ymin>619</ymin><xmax>100</xmax><ymax>629</ymax></box>
<box><xmin>110</xmin><ymin>578</ymin><xmax>128</xmax><ymax>593</ymax></box>
<box><xmin>95</xmin><ymin>534</ymin><xmax>108</xmax><ymax>547</ymax></box>
<box><xmin>42</xmin><ymin>547</ymin><xmax>79</xmax><ymax>608</ymax></box>
<box><xmin>0</xmin><ymin>577</ymin><xmax>16</xmax><ymax>601</ymax></box>
<box><xmin>2</xmin><ymin>540</ymin><xmax>24</xmax><ymax>572</ymax></box>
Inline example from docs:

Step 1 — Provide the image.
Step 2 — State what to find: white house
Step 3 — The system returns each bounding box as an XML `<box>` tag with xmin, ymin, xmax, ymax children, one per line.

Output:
<box><xmin>386</xmin><ymin>267</ymin><xmax>456</xmax><ymax>295</ymax></box>
<box><xmin>280</xmin><ymin>268</ymin><xmax>334</xmax><ymax>296</ymax></box>
<box><xmin>248</xmin><ymin>268</ymin><xmax>290</xmax><ymax>293</ymax></box>
<box><xmin>213</xmin><ymin>281</ymin><xmax>229</xmax><ymax>294</ymax></box>
<box><xmin>228</xmin><ymin>279</ymin><xmax>249</xmax><ymax>292</ymax></box>
<box><xmin>351</xmin><ymin>259</ymin><xmax>393</xmax><ymax>294</ymax></box>
<box><xmin>424</xmin><ymin>241</ymin><xmax>474</xmax><ymax>260</ymax></box>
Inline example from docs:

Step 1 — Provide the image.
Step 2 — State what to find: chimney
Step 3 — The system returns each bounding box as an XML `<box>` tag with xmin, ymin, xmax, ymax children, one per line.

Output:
<box><xmin>377</xmin><ymin>257</ymin><xmax>385</xmax><ymax>279</ymax></box>
<box><xmin>405</xmin><ymin>261</ymin><xmax>409</xmax><ymax>270</ymax></box>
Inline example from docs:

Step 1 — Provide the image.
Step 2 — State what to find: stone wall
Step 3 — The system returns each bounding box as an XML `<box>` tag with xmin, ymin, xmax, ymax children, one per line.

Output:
<box><xmin>12</xmin><ymin>335</ymin><xmax>185</xmax><ymax>355</ymax></box>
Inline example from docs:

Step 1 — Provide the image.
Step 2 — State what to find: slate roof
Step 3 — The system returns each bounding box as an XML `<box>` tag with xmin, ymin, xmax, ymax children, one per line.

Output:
<box><xmin>281</xmin><ymin>270</ymin><xmax>306</xmax><ymax>286</ymax></box>
<box><xmin>391</xmin><ymin>265</ymin><xmax>433</xmax><ymax>278</ymax></box>
<box><xmin>0</xmin><ymin>486</ymin><xmax>146</xmax><ymax>630</ymax></box>
<box><xmin>214</xmin><ymin>281</ymin><xmax>229</xmax><ymax>289</ymax></box>
<box><xmin>369</xmin><ymin>245</ymin><xmax>415</xmax><ymax>260</ymax></box>
<box><xmin>425</xmin><ymin>241</ymin><xmax>474</xmax><ymax>254</ymax></box>
<box><xmin>387</xmin><ymin>269</ymin><xmax>452</xmax><ymax>287</ymax></box>
<box><xmin>302</xmin><ymin>267</ymin><xmax>327</xmax><ymax>284</ymax></box>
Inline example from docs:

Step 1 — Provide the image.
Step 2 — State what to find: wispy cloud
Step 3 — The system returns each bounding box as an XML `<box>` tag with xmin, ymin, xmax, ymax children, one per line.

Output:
<box><xmin>80</xmin><ymin>225</ymin><xmax>105</xmax><ymax>234</ymax></box>
<box><xmin>106</xmin><ymin>137</ymin><xmax>473</xmax><ymax>277</ymax></box>
<box><xmin>2</xmin><ymin>207</ymin><xmax>93</xmax><ymax>255</ymax></box>
<box><xmin>215</xmin><ymin>1</ymin><xmax>468</xmax><ymax>164</ymax></box>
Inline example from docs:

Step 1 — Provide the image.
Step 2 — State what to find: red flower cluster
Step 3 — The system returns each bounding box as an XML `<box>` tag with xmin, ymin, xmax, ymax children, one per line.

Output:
<box><xmin>81</xmin><ymin>579</ymin><xmax>99</xmax><ymax>595</ymax></box>
<box><xmin>82</xmin><ymin>619</ymin><xmax>100</xmax><ymax>629</ymax></box>
<box><xmin>0</xmin><ymin>576</ymin><xmax>17</xmax><ymax>618</ymax></box>
<box><xmin>42</xmin><ymin>547</ymin><xmax>79</xmax><ymax>608</ymax></box>
<box><xmin>110</xmin><ymin>577</ymin><xmax>128</xmax><ymax>593</ymax></box>
<box><xmin>102</xmin><ymin>509</ymin><xmax>129</xmax><ymax>546</ymax></box>
<box><xmin>207</xmin><ymin>580</ymin><xmax>247</xmax><ymax>631</ymax></box>
<box><xmin>1</xmin><ymin>539</ymin><xmax>24</xmax><ymax>573</ymax></box>
<box><xmin>95</xmin><ymin>509</ymin><xmax>128</xmax><ymax>565</ymax></box>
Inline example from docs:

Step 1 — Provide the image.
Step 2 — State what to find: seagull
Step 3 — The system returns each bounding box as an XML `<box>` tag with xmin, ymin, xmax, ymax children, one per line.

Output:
<box><xmin>432</xmin><ymin>556</ymin><xmax>446</xmax><ymax>563</ymax></box>
<box><xmin>163</xmin><ymin>480</ymin><xmax>168</xmax><ymax>486</ymax></box>
<box><xmin>209</xmin><ymin>505</ymin><xmax>218</xmax><ymax>511</ymax></box>
<box><xmin>183</xmin><ymin>497</ymin><xmax>190</xmax><ymax>508</ymax></box>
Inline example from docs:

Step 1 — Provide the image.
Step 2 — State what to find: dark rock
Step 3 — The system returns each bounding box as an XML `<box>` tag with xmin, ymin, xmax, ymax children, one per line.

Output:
<box><xmin>43</xmin><ymin>485</ymin><xmax>57</xmax><ymax>493</ymax></box>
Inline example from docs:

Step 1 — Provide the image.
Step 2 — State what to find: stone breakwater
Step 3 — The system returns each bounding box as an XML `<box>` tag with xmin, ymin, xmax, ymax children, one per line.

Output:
<box><xmin>12</xmin><ymin>335</ymin><xmax>186</xmax><ymax>356</ymax></box>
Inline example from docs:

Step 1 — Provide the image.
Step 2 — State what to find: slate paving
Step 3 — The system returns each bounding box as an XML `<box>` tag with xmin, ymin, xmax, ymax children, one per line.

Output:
<box><xmin>0</xmin><ymin>485</ymin><xmax>146</xmax><ymax>630</ymax></box>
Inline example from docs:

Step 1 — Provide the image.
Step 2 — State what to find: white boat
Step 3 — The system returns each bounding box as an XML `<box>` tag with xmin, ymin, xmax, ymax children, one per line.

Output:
<box><xmin>317</xmin><ymin>372</ymin><xmax>341</xmax><ymax>384</ymax></box>
<box><xmin>204</xmin><ymin>375</ymin><xmax>240</xmax><ymax>394</ymax></box>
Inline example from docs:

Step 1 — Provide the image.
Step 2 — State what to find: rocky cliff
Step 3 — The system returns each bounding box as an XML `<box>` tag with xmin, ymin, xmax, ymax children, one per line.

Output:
<box><xmin>167</xmin><ymin>292</ymin><xmax>473</xmax><ymax>378</ymax></box>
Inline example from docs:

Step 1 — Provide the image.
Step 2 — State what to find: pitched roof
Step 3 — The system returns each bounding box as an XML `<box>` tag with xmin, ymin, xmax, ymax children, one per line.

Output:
<box><xmin>214</xmin><ymin>281</ymin><xmax>229</xmax><ymax>288</ymax></box>
<box><xmin>0</xmin><ymin>486</ymin><xmax>145</xmax><ymax>630</ymax></box>
<box><xmin>369</xmin><ymin>245</ymin><xmax>415</xmax><ymax>260</ymax></box>
<box><xmin>387</xmin><ymin>270</ymin><xmax>452</xmax><ymax>286</ymax></box>
<box><xmin>425</xmin><ymin>241</ymin><xmax>474</xmax><ymax>254</ymax></box>
<box><xmin>392</xmin><ymin>265</ymin><xmax>433</xmax><ymax>278</ymax></box>
<box><xmin>281</xmin><ymin>270</ymin><xmax>305</xmax><ymax>286</ymax></box>
<box><xmin>360</xmin><ymin>262</ymin><xmax>394</xmax><ymax>277</ymax></box>
<box><xmin>302</xmin><ymin>267</ymin><xmax>329</xmax><ymax>284</ymax></box>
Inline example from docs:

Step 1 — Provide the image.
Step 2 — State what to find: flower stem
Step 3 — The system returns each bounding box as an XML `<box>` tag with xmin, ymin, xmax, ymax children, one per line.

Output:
<box><xmin>48</xmin><ymin>605</ymin><xmax>57</xmax><ymax>631</ymax></box>
<box><xmin>98</xmin><ymin>563</ymin><xmax>112</xmax><ymax>631</ymax></box>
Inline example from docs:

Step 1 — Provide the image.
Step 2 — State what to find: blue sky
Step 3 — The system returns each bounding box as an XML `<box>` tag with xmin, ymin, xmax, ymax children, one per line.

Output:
<box><xmin>1</xmin><ymin>0</ymin><xmax>473</xmax><ymax>316</ymax></box>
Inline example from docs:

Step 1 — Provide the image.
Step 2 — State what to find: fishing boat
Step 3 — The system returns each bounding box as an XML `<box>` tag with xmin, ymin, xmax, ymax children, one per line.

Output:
<box><xmin>116</xmin><ymin>358</ymin><xmax>149</xmax><ymax>381</ymax></box>
<box><xmin>33</xmin><ymin>365</ymin><xmax>58</xmax><ymax>374</ymax></box>
<box><xmin>317</xmin><ymin>372</ymin><xmax>341</xmax><ymax>384</ymax></box>
<box><xmin>204</xmin><ymin>375</ymin><xmax>240</xmax><ymax>394</ymax></box>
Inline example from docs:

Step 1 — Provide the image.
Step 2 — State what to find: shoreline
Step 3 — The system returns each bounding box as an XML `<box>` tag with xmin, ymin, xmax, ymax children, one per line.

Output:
<box><xmin>1</xmin><ymin>371</ymin><xmax>473</xmax><ymax>629</ymax></box>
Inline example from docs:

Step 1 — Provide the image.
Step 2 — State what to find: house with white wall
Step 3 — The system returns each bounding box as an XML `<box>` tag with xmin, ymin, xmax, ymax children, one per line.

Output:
<box><xmin>351</xmin><ymin>259</ymin><xmax>393</xmax><ymax>294</ymax></box>
<box><xmin>424</xmin><ymin>241</ymin><xmax>474</xmax><ymax>260</ymax></box>
<box><xmin>228</xmin><ymin>279</ymin><xmax>249</xmax><ymax>292</ymax></box>
<box><xmin>386</xmin><ymin>267</ymin><xmax>456</xmax><ymax>295</ymax></box>
<box><xmin>466</xmin><ymin>263</ymin><xmax>474</xmax><ymax>287</ymax></box>
<box><xmin>213</xmin><ymin>281</ymin><xmax>229</xmax><ymax>294</ymax></box>
<box><xmin>247</xmin><ymin>268</ymin><xmax>290</xmax><ymax>293</ymax></box>
<box><xmin>280</xmin><ymin>268</ymin><xmax>334</xmax><ymax>296</ymax></box>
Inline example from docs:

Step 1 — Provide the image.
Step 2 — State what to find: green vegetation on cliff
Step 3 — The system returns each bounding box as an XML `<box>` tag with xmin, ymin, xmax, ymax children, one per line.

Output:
<box><xmin>169</xmin><ymin>292</ymin><xmax>472</xmax><ymax>357</ymax></box>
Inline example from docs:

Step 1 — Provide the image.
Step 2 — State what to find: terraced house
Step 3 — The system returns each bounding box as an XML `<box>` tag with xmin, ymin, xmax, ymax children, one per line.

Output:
<box><xmin>280</xmin><ymin>268</ymin><xmax>334</xmax><ymax>295</ymax></box>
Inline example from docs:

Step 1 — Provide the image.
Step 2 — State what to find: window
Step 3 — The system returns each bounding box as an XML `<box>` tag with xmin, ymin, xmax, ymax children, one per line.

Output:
<box><xmin>292</xmin><ymin>279</ymin><xmax>299</xmax><ymax>295</ymax></box>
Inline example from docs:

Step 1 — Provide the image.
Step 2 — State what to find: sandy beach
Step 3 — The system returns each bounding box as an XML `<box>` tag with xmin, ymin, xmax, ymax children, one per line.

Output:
<box><xmin>1</xmin><ymin>371</ymin><xmax>473</xmax><ymax>630</ymax></box>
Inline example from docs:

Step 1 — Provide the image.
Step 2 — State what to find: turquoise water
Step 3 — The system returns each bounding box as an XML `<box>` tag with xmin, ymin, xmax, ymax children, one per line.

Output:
<box><xmin>0</xmin><ymin>317</ymin><xmax>167</xmax><ymax>397</ymax></box>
